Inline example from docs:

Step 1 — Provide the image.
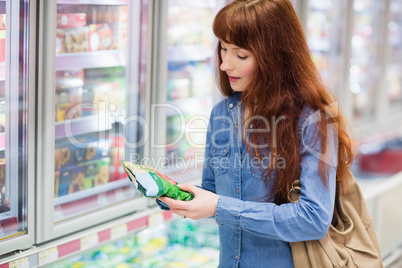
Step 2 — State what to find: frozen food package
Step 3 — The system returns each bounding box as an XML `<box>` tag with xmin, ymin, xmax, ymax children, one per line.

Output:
<box><xmin>121</xmin><ymin>161</ymin><xmax>194</xmax><ymax>201</ymax></box>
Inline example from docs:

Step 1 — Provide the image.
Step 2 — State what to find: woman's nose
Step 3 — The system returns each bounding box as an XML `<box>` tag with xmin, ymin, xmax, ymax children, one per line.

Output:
<box><xmin>220</xmin><ymin>56</ymin><xmax>233</xmax><ymax>72</ymax></box>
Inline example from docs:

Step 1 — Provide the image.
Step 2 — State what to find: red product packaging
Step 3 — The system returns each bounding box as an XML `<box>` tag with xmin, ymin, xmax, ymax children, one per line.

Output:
<box><xmin>359</xmin><ymin>150</ymin><xmax>402</xmax><ymax>174</ymax></box>
<box><xmin>109</xmin><ymin>135</ymin><xmax>127</xmax><ymax>181</ymax></box>
<box><xmin>0</xmin><ymin>30</ymin><xmax>5</xmax><ymax>63</ymax></box>
<box><xmin>88</xmin><ymin>24</ymin><xmax>115</xmax><ymax>51</ymax></box>
<box><xmin>57</xmin><ymin>13</ymin><xmax>87</xmax><ymax>28</ymax></box>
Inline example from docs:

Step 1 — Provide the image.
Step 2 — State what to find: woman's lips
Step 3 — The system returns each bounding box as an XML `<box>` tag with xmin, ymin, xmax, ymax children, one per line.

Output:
<box><xmin>229</xmin><ymin>76</ymin><xmax>240</xmax><ymax>82</ymax></box>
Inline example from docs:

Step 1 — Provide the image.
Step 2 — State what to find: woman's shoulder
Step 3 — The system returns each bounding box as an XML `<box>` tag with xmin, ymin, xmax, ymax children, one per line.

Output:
<box><xmin>298</xmin><ymin>105</ymin><xmax>319</xmax><ymax>130</ymax></box>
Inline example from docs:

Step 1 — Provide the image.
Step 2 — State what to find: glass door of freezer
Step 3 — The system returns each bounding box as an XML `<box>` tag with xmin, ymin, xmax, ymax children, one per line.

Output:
<box><xmin>0</xmin><ymin>0</ymin><xmax>35</xmax><ymax>255</ymax></box>
<box><xmin>386</xmin><ymin>0</ymin><xmax>402</xmax><ymax>111</ymax></box>
<box><xmin>350</xmin><ymin>0</ymin><xmax>385</xmax><ymax>121</ymax></box>
<box><xmin>37</xmin><ymin>0</ymin><xmax>148</xmax><ymax>242</ymax></box>
<box><xmin>162</xmin><ymin>0</ymin><xmax>225</xmax><ymax>183</ymax></box>
<box><xmin>305</xmin><ymin>0</ymin><xmax>348</xmax><ymax>97</ymax></box>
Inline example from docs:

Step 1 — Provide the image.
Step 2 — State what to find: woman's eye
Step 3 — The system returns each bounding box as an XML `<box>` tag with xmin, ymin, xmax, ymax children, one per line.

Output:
<box><xmin>238</xmin><ymin>55</ymin><xmax>248</xmax><ymax>60</ymax></box>
<box><xmin>221</xmin><ymin>47</ymin><xmax>227</xmax><ymax>51</ymax></box>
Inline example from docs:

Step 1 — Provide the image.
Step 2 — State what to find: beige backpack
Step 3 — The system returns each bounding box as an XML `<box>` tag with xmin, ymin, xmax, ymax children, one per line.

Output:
<box><xmin>289</xmin><ymin>168</ymin><xmax>383</xmax><ymax>268</ymax></box>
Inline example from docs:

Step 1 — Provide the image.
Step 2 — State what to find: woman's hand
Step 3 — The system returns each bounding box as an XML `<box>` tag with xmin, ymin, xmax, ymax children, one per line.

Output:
<box><xmin>158</xmin><ymin>183</ymin><xmax>219</xmax><ymax>220</ymax></box>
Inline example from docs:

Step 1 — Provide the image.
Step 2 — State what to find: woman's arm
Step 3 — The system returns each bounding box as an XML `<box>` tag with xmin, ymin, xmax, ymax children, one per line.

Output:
<box><xmin>213</xmin><ymin>110</ymin><xmax>338</xmax><ymax>242</ymax></box>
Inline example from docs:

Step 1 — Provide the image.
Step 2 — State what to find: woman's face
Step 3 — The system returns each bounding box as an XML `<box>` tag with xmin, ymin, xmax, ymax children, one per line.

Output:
<box><xmin>219</xmin><ymin>41</ymin><xmax>256</xmax><ymax>92</ymax></box>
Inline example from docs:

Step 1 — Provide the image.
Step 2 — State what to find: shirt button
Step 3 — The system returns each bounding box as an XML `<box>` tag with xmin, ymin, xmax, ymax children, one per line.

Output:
<box><xmin>237</xmin><ymin>189</ymin><xmax>240</xmax><ymax>193</ymax></box>
<box><xmin>224</xmin><ymin>149</ymin><xmax>227</xmax><ymax>153</ymax></box>
<box><xmin>235</xmin><ymin>255</ymin><xmax>239</xmax><ymax>259</ymax></box>
<box><xmin>235</xmin><ymin>124</ymin><xmax>239</xmax><ymax>128</ymax></box>
<box><xmin>229</xmin><ymin>103</ymin><xmax>233</xmax><ymax>108</ymax></box>
<box><xmin>213</xmin><ymin>149</ymin><xmax>216</xmax><ymax>153</ymax></box>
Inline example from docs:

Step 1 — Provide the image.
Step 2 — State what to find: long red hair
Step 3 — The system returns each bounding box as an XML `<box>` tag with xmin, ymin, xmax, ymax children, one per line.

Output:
<box><xmin>213</xmin><ymin>0</ymin><xmax>355</xmax><ymax>204</ymax></box>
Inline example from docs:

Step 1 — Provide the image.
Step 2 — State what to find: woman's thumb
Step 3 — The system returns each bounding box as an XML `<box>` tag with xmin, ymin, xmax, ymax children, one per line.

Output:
<box><xmin>177</xmin><ymin>183</ymin><xmax>197</xmax><ymax>194</ymax></box>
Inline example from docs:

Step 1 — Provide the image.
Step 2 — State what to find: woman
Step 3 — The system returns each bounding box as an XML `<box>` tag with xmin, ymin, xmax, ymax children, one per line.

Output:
<box><xmin>159</xmin><ymin>0</ymin><xmax>354</xmax><ymax>267</ymax></box>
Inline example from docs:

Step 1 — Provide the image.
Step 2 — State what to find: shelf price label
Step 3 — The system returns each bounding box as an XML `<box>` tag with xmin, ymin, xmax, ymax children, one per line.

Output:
<box><xmin>148</xmin><ymin>212</ymin><xmax>164</xmax><ymax>227</ymax></box>
<box><xmin>111</xmin><ymin>224</ymin><xmax>127</xmax><ymax>239</ymax></box>
<box><xmin>38</xmin><ymin>247</ymin><xmax>58</xmax><ymax>265</ymax></box>
<box><xmin>80</xmin><ymin>233</ymin><xmax>99</xmax><ymax>250</ymax></box>
<box><xmin>9</xmin><ymin>257</ymin><xmax>29</xmax><ymax>268</ymax></box>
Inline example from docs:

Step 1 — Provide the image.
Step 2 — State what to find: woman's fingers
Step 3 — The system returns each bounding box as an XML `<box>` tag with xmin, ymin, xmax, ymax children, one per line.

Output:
<box><xmin>158</xmin><ymin>184</ymin><xmax>218</xmax><ymax>220</ymax></box>
<box><xmin>158</xmin><ymin>196</ymin><xmax>187</xmax><ymax>210</ymax></box>
<box><xmin>177</xmin><ymin>183</ymin><xmax>198</xmax><ymax>195</ymax></box>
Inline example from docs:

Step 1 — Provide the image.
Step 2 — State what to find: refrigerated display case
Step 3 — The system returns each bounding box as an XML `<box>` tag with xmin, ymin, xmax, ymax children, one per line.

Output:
<box><xmin>305</xmin><ymin>0</ymin><xmax>349</xmax><ymax>98</ymax></box>
<box><xmin>36</xmin><ymin>0</ymin><xmax>149</xmax><ymax>244</ymax></box>
<box><xmin>350</xmin><ymin>0</ymin><xmax>386</xmax><ymax>122</ymax></box>
<box><xmin>49</xmin><ymin>217</ymin><xmax>220</xmax><ymax>267</ymax></box>
<box><xmin>0</xmin><ymin>0</ymin><xmax>36</xmax><ymax>256</ymax></box>
<box><xmin>161</xmin><ymin>0</ymin><xmax>225</xmax><ymax>183</ymax></box>
<box><xmin>386</xmin><ymin>0</ymin><xmax>402</xmax><ymax>111</ymax></box>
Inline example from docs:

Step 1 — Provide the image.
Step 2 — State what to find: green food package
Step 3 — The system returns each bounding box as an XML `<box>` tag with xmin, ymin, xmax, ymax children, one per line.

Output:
<box><xmin>121</xmin><ymin>161</ymin><xmax>194</xmax><ymax>201</ymax></box>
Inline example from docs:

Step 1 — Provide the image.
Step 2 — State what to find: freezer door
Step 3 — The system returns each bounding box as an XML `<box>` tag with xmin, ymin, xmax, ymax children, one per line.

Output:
<box><xmin>305</xmin><ymin>0</ymin><xmax>349</xmax><ymax>98</ymax></box>
<box><xmin>0</xmin><ymin>0</ymin><xmax>35</xmax><ymax>255</ymax></box>
<box><xmin>152</xmin><ymin>0</ymin><xmax>226</xmax><ymax>184</ymax></box>
<box><xmin>36</xmin><ymin>0</ymin><xmax>148</xmax><ymax>243</ymax></box>
<box><xmin>349</xmin><ymin>0</ymin><xmax>386</xmax><ymax>121</ymax></box>
<box><xmin>386</xmin><ymin>0</ymin><xmax>402</xmax><ymax>110</ymax></box>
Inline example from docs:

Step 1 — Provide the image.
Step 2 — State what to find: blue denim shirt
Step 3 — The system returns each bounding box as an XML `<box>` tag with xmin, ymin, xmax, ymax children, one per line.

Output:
<box><xmin>202</xmin><ymin>92</ymin><xmax>337</xmax><ymax>268</ymax></box>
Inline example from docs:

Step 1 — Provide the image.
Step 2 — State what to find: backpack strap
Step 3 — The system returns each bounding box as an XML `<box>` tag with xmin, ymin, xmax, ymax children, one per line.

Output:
<box><xmin>319</xmin><ymin>236</ymin><xmax>347</xmax><ymax>268</ymax></box>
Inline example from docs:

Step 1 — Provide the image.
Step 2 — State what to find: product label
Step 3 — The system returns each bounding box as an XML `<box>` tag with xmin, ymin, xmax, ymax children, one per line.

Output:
<box><xmin>38</xmin><ymin>247</ymin><xmax>58</xmax><ymax>265</ymax></box>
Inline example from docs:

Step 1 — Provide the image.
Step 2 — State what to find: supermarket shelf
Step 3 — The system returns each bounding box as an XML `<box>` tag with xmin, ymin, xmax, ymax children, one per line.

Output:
<box><xmin>56</xmin><ymin>50</ymin><xmax>126</xmax><ymax>71</ymax></box>
<box><xmin>0</xmin><ymin>133</ymin><xmax>4</xmax><ymax>150</ymax></box>
<box><xmin>0</xmin><ymin>62</ymin><xmax>4</xmax><ymax>81</ymax></box>
<box><xmin>55</xmin><ymin>115</ymin><xmax>115</xmax><ymax>140</ymax></box>
<box><xmin>54</xmin><ymin>179</ymin><xmax>132</xmax><ymax>206</ymax></box>
<box><xmin>169</xmin><ymin>0</ymin><xmax>217</xmax><ymax>9</ymax></box>
<box><xmin>0</xmin><ymin>208</ymin><xmax>172</xmax><ymax>267</ymax></box>
<box><xmin>167</xmin><ymin>45</ymin><xmax>213</xmax><ymax>62</ymax></box>
<box><xmin>57</xmin><ymin>0</ymin><xmax>128</xmax><ymax>5</ymax></box>
<box><xmin>54</xmin><ymin>183</ymin><xmax>138</xmax><ymax>223</ymax></box>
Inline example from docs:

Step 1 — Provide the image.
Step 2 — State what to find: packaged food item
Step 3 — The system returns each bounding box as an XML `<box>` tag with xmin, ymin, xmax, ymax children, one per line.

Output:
<box><xmin>88</xmin><ymin>24</ymin><xmax>115</xmax><ymax>51</ymax></box>
<box><xmin>68</xmin><ymin>167</ymin><xmax>85</xmax><ymax>194</ymax></box>
<box><xmin>121</xmin><ymin>161</ymin><xmax>194</xmax><ymax>201</ymax></box>
<box><xmin>0</xmin><ymin>29</ymin><xmax>5</xmax><ymax>63</ymax></box>
<box><xmin>57</xmin><ymin>13</ymin><xmax>87</xmax><ymax>28</ymax></box>
<box><xmin>56</xmin><ymin>26</ymin><xmax>89</xmax><ymax>54</ymax></box>
<box><xmin>115</xmin><ymin>6</ymin><xmax>128</xmax><ymax>50</ymax></box>
<box><xmin>83</xmin><ymin>81</ymin><xmax>119</xmax><ymax>114</ymax></box>
<box><xmin>55</xmin><ymin>87</ymin><xmax>83</xmax><ymax>122</ymax></box>
<box><xmin>56</xmin><ymin>29</ymin><xmax>66</xmax><ymax>54</ymax></box>
<box><xmin>0</xmin><ymin>14</ymin><xmax>5</xmax><ymax>63</ymax></box>
<box><xmin>109</xmin><ymin>135</ymin><xmax>127</xmax><ymax>182</ymax></box>
<box><xmin>94</xmin><ymin>158</ymin><xmax>110</xmax><ymax>186</ymax></box>
<box><xmin>55</xmin><ymin>141</ymin><xmax>73</xmax><ymax>170</ymax></box>
<box><xmin>0</xmin><ymin>14</ymin><xmax>5</xmax><ymax>30</ymax></box>
<box><xmin>84</xmin><ymin>67</ymin><xmax>126</xmax><ymax>114</ymax></box>
<box><xmin>55</xmin><ymin>70</ymin><xmax>84</xmax><ymax>121</ymax></box>
<box><xmin>54</xmin><ymin>170</ymin><xmax>60</xmax><ymax>198</ymax></box>
<box><xmin>0</xmin><ymin>159</ymin><xmax>5</xmax><ymax>182</ymax></box>
<box><xmin>83</xmin><ymin>162</ymin><xmax>97</xmax><ymax>189</ymax></box>
<box><xmin>0</xmin><ymin>98</ymin><xmax>5</xmax><ymax>133</ymax></box>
